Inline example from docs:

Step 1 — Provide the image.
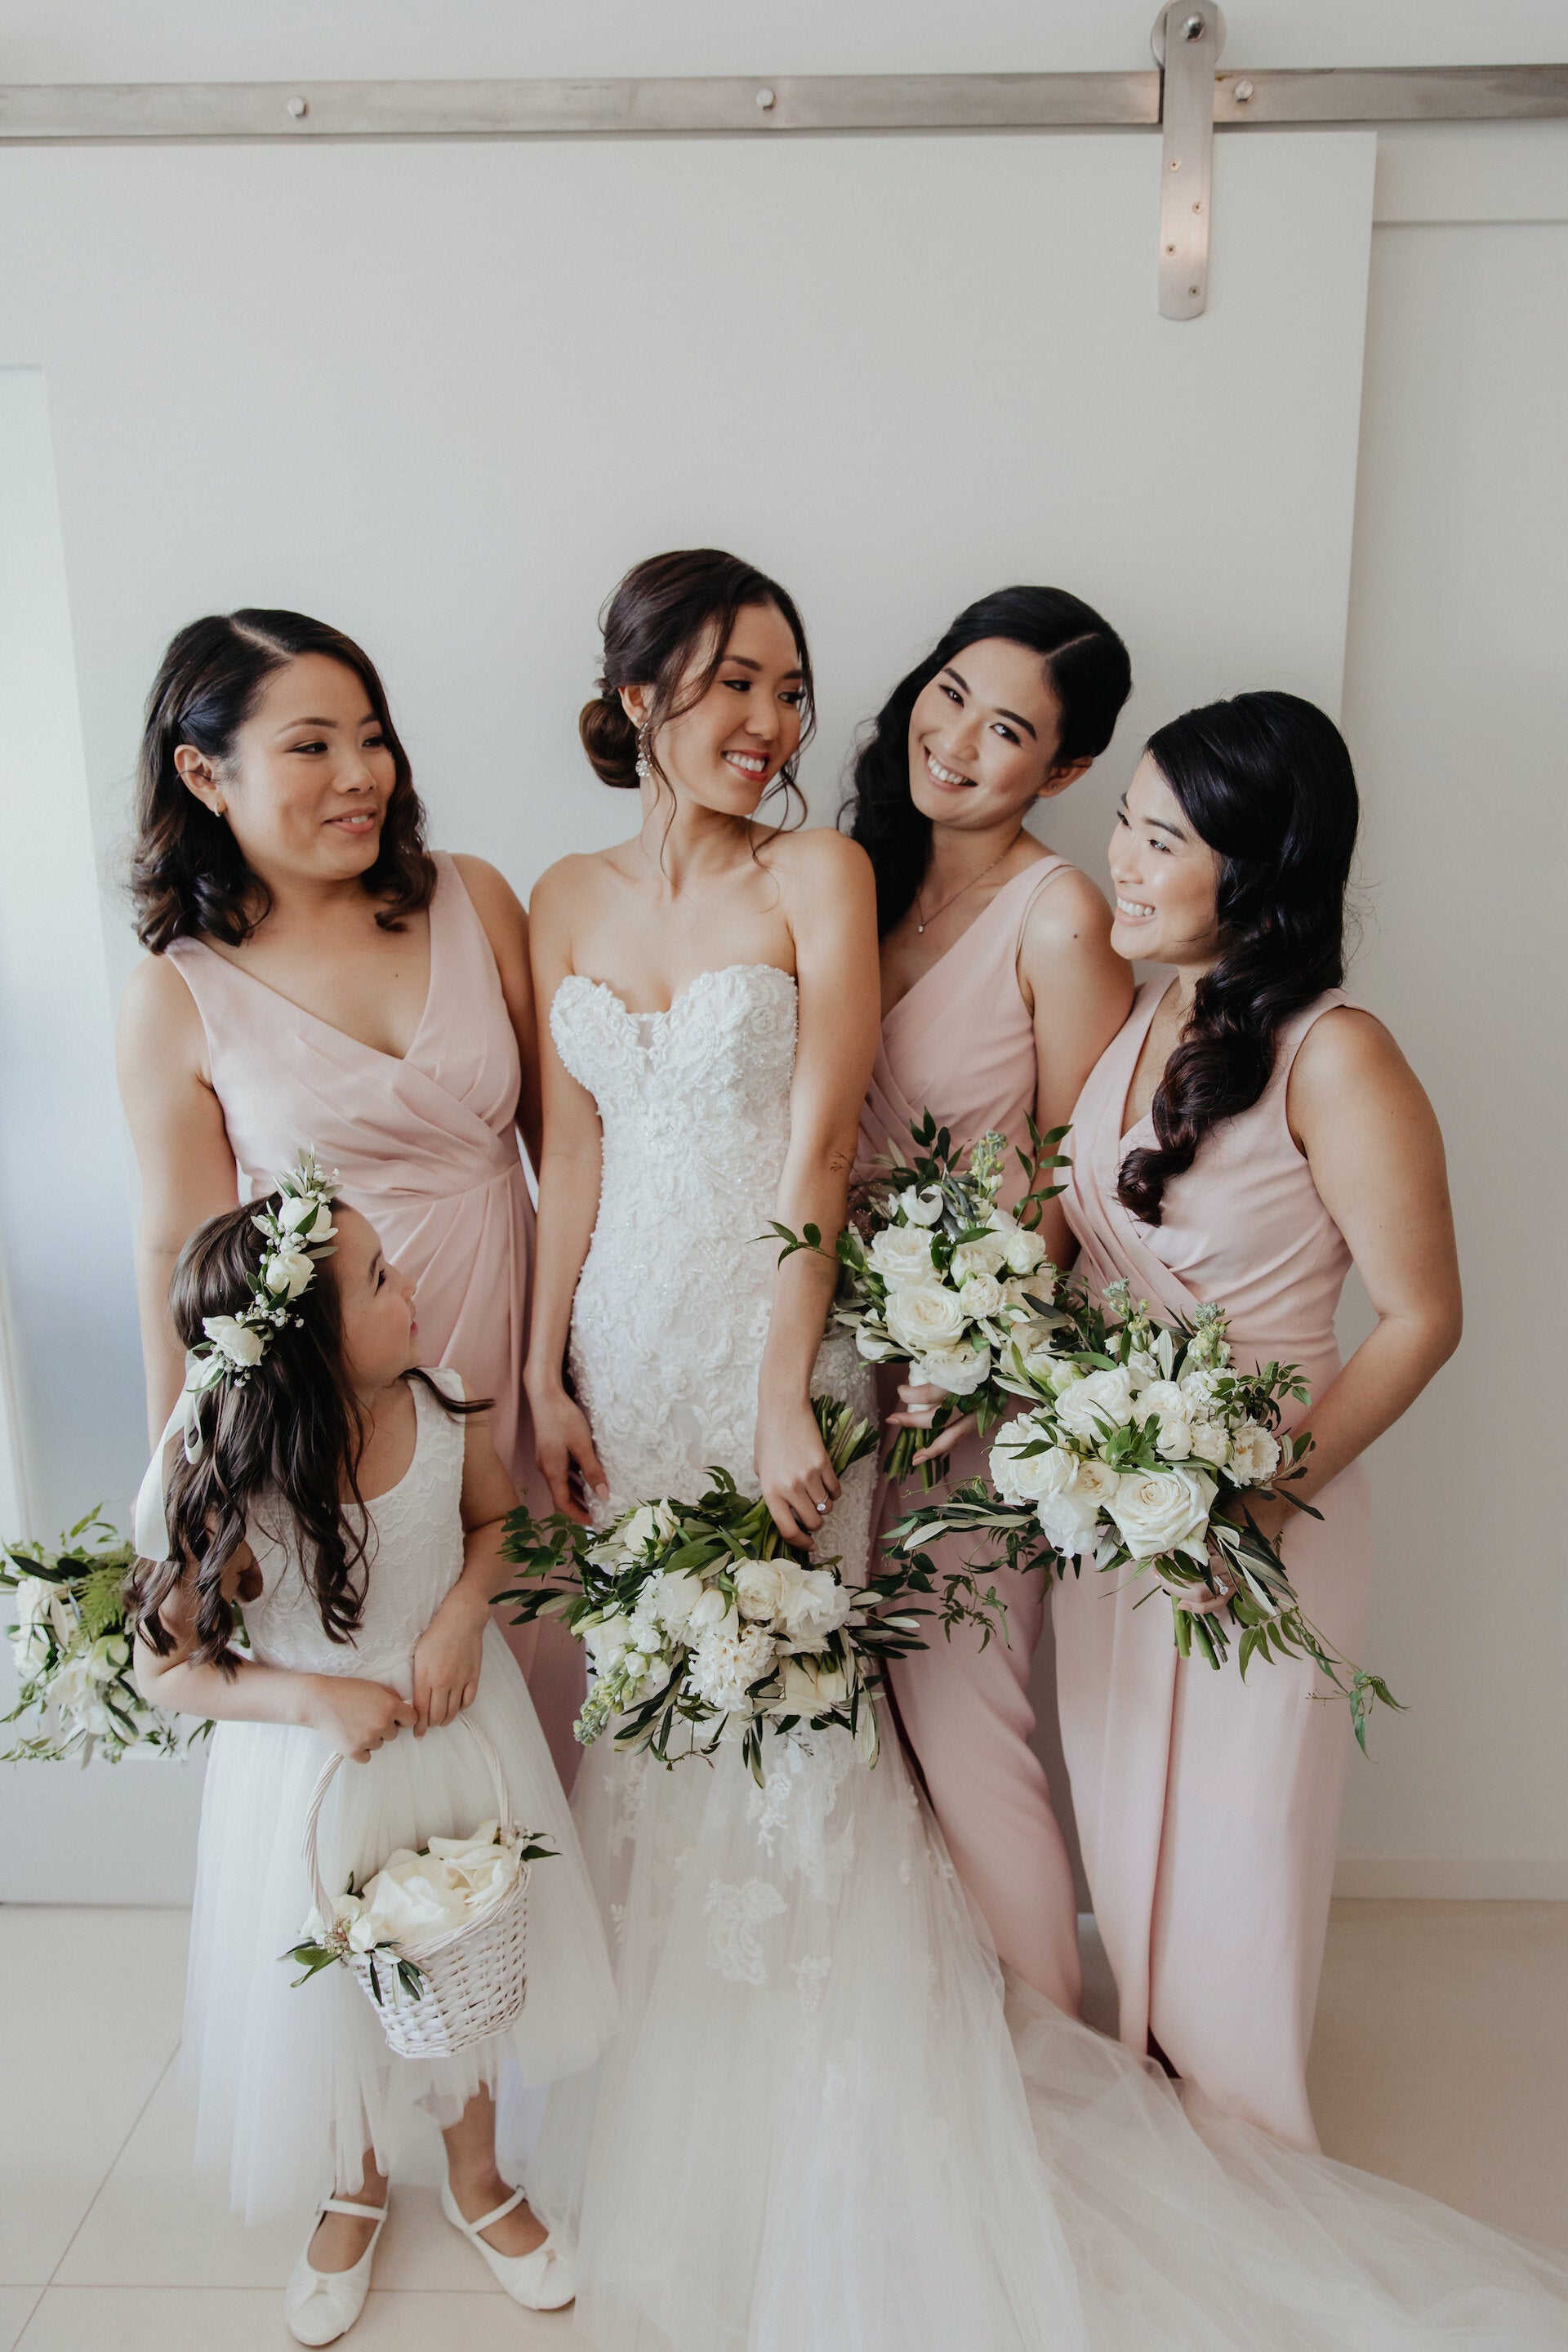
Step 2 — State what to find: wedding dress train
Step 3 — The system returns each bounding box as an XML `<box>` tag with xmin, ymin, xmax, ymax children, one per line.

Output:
<box><xmin>527</xmin><ymin>960</ymin><xmax>1566</xmax><ymax>2351</ymax></box>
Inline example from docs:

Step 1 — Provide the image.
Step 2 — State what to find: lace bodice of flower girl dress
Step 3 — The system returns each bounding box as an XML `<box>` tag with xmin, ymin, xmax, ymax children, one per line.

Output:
<box><xmin>241</xmin><ymin>1370</ymin><xmax>465</xmax><ymax>1696</ymax></box>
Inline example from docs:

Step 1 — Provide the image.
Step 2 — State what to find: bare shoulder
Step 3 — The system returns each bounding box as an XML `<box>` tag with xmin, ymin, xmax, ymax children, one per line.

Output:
<box><xmin>764</xmin><ymin>823</ymin><xmax>874</xmax><ymax>902</ymax></box>
<box><xmin>118</xmin><ymin>951</ymin><xmax>203</xmax><ymax>1061</ymax></box>
<box><xmin>1020</xmin><ymin>861</ymin><xmax>1115</xmax><ymax>951</ymax></box>
<box><xmin>1288</xmin><ymin>1004</ymin><xmax>1438</xmax><ymax>1151</ymax></box>
<box><xmin>529</xmin><ymin>848</ymin><xmax>618</xmax><ymax>914</ymax></box>
<box><xmin>450</xmin><ymin>852</ymin><xmax>525</xmax><ymax>923</ymax></box>
<box><xmin>1291</xmin><ymin>1003</ymin><xmax>1407</xmax><ymax>1092</ymax></box>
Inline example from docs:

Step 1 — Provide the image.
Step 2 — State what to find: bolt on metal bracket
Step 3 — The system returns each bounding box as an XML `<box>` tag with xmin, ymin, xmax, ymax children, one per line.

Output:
<box><xmin>1154</xmin><ymin>2</ymin><xmax>1225</xmax><ymax>318</ymax></box>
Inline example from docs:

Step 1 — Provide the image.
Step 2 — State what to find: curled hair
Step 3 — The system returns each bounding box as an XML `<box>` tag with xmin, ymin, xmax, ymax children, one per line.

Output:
<box><xmin>577</xmin><ymin>548</ymin><xmax>814</xmax><ymax>826</ymax></box>
<box><xmin>1117</xmin><ymin>691</ymin><xmax>1360</xmax><ymax>1227</ymax></box>
<box><xmin>843</xmin><ymin>586</ymin><xmax>1133</xmax><ymax>935</ymax></box>
<box><xmin>130</xmin><ymin>608</ymin><xmax>436</xmax><ymax>952</ymax></box>
<box><xmin>127</xmin><ymin>1196</ymin><xmax>484</xmax><ymax>1673</ymax></box>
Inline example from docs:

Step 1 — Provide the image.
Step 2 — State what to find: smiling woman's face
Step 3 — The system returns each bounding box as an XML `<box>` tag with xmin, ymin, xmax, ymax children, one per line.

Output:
<box><xmin>177</xmin><ymin>652</ymin><xmax>398</xmax><ymax>891</ymax></box>
<box><xmin>905</xmin><ymin>636</ymin><xmax>1080</xmax><ymax>834</ymax></box>
<box><xmin>1107</xmin><ymin>751</ymin><xmax>1223</xmax><ymax>968</ymax></box>
<box><xmin>632</xmin><ymin>600</ymin><xmax>806</xmax><ymax>819</ymax></box>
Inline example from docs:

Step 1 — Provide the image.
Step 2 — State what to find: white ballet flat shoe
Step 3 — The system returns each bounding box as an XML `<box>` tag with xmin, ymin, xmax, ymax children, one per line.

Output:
<box><xmin>440</xmin><ymin>2179</ymin><xmax>577</xmax><ymax>2309</ymax></box>
<box><xmin>283</xmin><ymin>2194</ymin><xmax>388</xmax><ymax>2346</ymax></box>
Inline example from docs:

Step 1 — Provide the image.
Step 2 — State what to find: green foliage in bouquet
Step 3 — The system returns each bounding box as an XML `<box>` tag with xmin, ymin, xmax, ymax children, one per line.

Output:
<box><xmin>770</xmin><ymin>1108</ymin><xmax>1071</xmax><ymax>1492</ymax></box>
<box><xmin>1</xmin><ymin>1512</ymin><xmax>207</xmax><ymax>1763</ymax></box>
<box><xmin>892</xmin><ymin>1276</ymin><xmax>1401</xmax><ymax>1753</ymax></box>
<box><xmin>500</xmin><ymin>1395</ymin><xmax>1004</xmax><ymax>1788</ymax></box>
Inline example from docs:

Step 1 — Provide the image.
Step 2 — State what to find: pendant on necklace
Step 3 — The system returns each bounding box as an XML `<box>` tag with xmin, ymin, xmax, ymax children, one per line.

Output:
<box><xmin>916</xmin><ymin>921</ymin><xmax>925</xmax><ymax>934</ymax></box>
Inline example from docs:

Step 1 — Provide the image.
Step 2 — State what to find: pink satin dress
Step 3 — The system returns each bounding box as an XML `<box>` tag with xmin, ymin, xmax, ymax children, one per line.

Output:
<box><xmin>165</xmin><ymin>852</ymin><xmax>585</xmax><ymax>1784</ymax></box>
<box><xmin>1056</xmin><ymin>978</ymin><xmax>1373</xmax><ymax>2149</ymax></box>
<box><xmin>860</xmin><ymin>858</ymin><xmax>1084</xmax><ymax>2016</ymax></box>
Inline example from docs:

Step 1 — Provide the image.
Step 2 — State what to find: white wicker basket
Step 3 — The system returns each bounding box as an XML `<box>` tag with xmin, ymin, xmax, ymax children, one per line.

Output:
<box><xmin>302</xmin><ymin>1718</ymin><xmax>531</xmax><ymax>2060</ymax></box>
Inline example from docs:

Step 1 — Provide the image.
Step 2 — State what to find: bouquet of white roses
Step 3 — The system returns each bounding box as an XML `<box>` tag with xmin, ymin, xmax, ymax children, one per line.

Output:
<box><xmin>2</xmin><ymin>1512</ymin><xmax>201</xmax><ymax>1763</ymax></box>
<box><xmin>286</xmin><ymin>1820</ymin><xmax>555</xmax><ymax>2004</ymax></box>
<box><xmin>892</xmin><ymin>1276</ymin><xmax>1398</xmax><ymax>1750</ymax></box>
<box><xmin>501</xmin><ymin>1396</ymin><xmax>1004</xmax><ymax>1785</ymax></box>
<box><xmin>771</xmin><ymin>1110</ymin><xmax>1069</xmax><ymax>1490</ymax></box>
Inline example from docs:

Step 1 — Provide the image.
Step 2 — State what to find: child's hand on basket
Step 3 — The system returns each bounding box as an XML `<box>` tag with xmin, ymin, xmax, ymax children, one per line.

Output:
<box><xmin>411</xmin><ymin>1586</ymin><xmax>488</xmax><ymax>1733</ymax></box>
<box><xmin>305</xmin><ymin>1676</ymin><xmax>416</xmax><ymax>1763</ymax></box>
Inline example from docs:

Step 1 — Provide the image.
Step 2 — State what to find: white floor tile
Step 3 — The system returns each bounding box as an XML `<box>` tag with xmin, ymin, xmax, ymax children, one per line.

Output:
<box><xmin>16</xmin><ymin>2287</ymin><xmax>588</xmax><ymax>2351</ymax></box>
<box><xmin>0</xmin><ymin>1910</ymin><xmax>188</xmax><ymax>2286</ymax></box>
<box><xmin>0</xmin><ymin>2290</ymin><xmax>41</xmax><ymax>2352</ymax></box>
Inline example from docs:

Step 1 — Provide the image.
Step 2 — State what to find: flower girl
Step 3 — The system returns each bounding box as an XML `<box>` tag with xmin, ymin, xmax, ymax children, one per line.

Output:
<box><xmin>128</xmin><ymin>1154</ymin><xmax>617</xmax><ymax>2346</ymax></box>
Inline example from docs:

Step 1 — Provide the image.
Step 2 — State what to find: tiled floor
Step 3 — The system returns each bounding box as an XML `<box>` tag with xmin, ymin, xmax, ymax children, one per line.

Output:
<box><xmin>3</xmin><ymin>1900</ymin><xmax>1564</xmax><ymax>2349</ymax></box>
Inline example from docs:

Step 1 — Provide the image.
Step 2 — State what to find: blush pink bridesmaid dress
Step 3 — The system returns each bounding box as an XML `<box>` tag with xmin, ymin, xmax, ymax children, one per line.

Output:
<box><xmin>860</xmin><ymin>857</ymin><xmax>1085</xmax><ymax>2016</ymax></box>
<box><xmin>1055</xmin><ymin>977</ymin><xmax>1374</xmax><ymax>2149</ymax></box>
<box><xmin>165</xmin><ymin>852</ymin><xmax>585</xmax><ymax>1783</ymax></box>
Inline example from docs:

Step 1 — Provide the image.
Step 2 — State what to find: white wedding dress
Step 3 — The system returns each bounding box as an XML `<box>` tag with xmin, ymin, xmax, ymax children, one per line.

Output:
<box><xmin>528</xmin><ymin>961</ymin><xmax>1567</xmax><ymax>2351</ymax></box>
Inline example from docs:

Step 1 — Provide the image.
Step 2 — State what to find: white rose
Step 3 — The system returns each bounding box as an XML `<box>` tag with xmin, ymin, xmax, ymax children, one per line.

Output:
<box><xmin>956</xmin><ymin>1272</ymin><xmax>1005</xmax><ymax>1321</ymax></box>
<box><xmin>854</xmin><ymin>1321</ymin><xmax>900</xmax><ymax>1362</ymax></box>
<box><xmin>990</xmin><ymin>1426</ymin><xmax>1076</xmax><ymax>1506</ymax></box>
<box><xmin>202</xmin><ymin>1315</ymin><xmax>265</xmax><ymax>1369</ymax></box>
<box><xmin>1047</xmin><ymin>1361</ymin><xmax>1086</xmax><ymax>1398</ymax></box>
<box><xmin>262</xmin><ymin>1245</ymin><xmax>314</xmax><ymax>1303</ymax></box>
<box><xmin>950</xmin><ymin>1235</ymin><xmax>1009</xmax><ymax>1281</ymax></box>
<box><xmin>867</xmin><ymin>1224</ymin><xmax>938</xmax><ymax>1285</ymax></box>
<box><xmin>899</xmin><ymin>1186</ymin><xmax>945</xmax><ymax>1227</ymax></box>
<box><xmin>915</xmin><ymin>1344</ymin><xmax>991</xmax><ymax>1397</ymax></box>
<box><xmin>1055</xmin><ymin>1366</ymin><xmax>1138</xmax><ymax>1443</ymax></box>
<box><xmin>1189</xmin><ymin>1419</ymin><xmax>1232</xmax><ymax>1469</ymax></box>
<box><xmin>622</xmin><ymin>1500</ymin><xmax>679</xmax><ymax>1556</ymax></box>
<box><xmin>1002</xmin><ymin>1227</ymin><xmax>1048</xmax><ymax>1276</ymax></box>
<box><xmin>685</xmin><ymin>1588</ymin><xmax>736</xmax><ymax>1637</ymax></box>
<box><xmin>87</xmin><ymin>1632</ymin><xmax>131</xmax><ymax>1681</ymax></box>
<box><xmin>1229</xmin><ymin>1421</ymin><xmax>1282</xmax><ymax>1486</ymax></box>
<box><xmin>1135</xmin><ymin>1379</ymin><xmax>1186</xmax><ymax>1423</ymax></box>
<box><xmin>733</xmin><ymin>1558</ymin><xmax>786</xmax><ymax>1624</ymax></box>
<box><xmin>773</xmin><ymin>1562</ymin><xmax>853</xmax><ymax>1650</ymax></box>
<box><xmin>1034</xmin><ymin>1486</ymin><xmax>1102</xmax><ymax>1560</ymax></box>
<box><xmin>278</xmin><ymin>1195</ymin><xmax>333</xmax><ymax>1241</ymax></box>
<box><xmin>1106</xmin><ymin>1466</ymin><xmax>1216</xmax><ymax>1561</ymax></box>
<box><xmin>1154</xmin><ymin>1414</ymin><xmax>1194</xmax><ymax>1461</ymax></box>
<box><xmin>777</xmin><ymin>1652</ymin><xmax>852</xmax><ymax>1711</ymax></box>
<box><xmin>651</xmin><ymin>1570</ymin><xmax>705</xmax><ymax>1637</ymax></box>
<box><xmin>884</xmin><ymin>1283</ymin><xmax>967</xmax><ymax>1358</ymax></box>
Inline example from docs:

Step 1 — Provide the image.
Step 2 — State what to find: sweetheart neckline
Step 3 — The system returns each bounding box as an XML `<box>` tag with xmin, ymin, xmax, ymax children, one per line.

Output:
<box><xmin>553</xmin><ymin>962</ymin><xmax>798</xmax><ymax>1026</ymax></box>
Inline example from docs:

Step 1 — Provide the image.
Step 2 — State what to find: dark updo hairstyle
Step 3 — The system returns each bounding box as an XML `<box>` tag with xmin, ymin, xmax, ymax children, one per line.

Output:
<box><xmin>1116</xmin><ymin>690</ymin><xmax>1359</xmax><ymax>1227</ymax></box>
<box><xmin>578</xmin><ymin>547</ymin><xmax>814</xmax><ymax>822</ymax></box>
<box><xmin>127</xmin><ymin>1196</ymin><xmax>483</xmax><ymax>1673</ymax></box>
<box><xmin>130</xmin><ymin>608</ymin><xmax>435</xmax><ymax>952</ymax></box>
<box><xmin>843</xmin><ymin>586</ymin><xmax>1133</xmax><ymax>935</ymax></box>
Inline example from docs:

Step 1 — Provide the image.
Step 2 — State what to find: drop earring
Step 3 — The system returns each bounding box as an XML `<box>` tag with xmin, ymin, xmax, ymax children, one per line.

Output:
<box><xmin>635</xmin><ymin>728</ymin><xmax>653</xmax><ymax>787</ymax></box>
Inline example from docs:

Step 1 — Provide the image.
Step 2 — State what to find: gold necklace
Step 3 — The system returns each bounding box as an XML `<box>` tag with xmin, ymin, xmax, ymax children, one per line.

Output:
<box><xmin>915</xmin><ymin>843</ymin><xmax>1016</xmax><ymax>934</ymax></box>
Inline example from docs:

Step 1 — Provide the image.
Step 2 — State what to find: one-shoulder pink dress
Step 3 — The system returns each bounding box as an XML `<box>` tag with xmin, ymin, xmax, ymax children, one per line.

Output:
<box><xmin>1056</xmin><ymin>978</ymin><xmax>1374</xmax><ymax>2149</ymax></box>
<box><xmin>860</xmin><ymin>858</ymin><xmax>1084</xmax><ymax>2016</ymax></box>
<box><xmin>165</xmin><ymin>852</ymin><xmax>585</xmax><ymax>1783</ymax></box>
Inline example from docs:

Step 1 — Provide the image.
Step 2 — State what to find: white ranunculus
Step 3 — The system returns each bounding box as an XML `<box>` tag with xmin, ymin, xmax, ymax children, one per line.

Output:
<box><xmin>1107</xmin><ymin>1465</ymin><xmax>1216</xmax><ymax>1561</ymax></box>
<box><xmin>868</xmin><ymin>1223</ymin><xmax>938</xmax><ymax>1285</ymax></box>
<box><xmin>956</xmin><ymin>1272</ymin><xmax>1005</xmax><ymax>1321</ymax></box>
<box><xmin>951</xmin><ymin>1234</ymin><xmax>1009</xmax><ymax>1281</ymax></box>
<box><xmin>898</xmin><ymin>1186</ymin><xmax>944</xmax><ymax>1227</ymax></box>
<box><xmin>733</xmin><ymin>1558</ymin><xmax>786</xmax><ymax>1624</ymax></box>
<box><xmin>262</xmin><ymin>1245</ymin><xmax>314</xmax><ymax>1303</ymax></box>
<box><xmin>777</xmin><ymin>1652</ymin><xmax>852</xmax><ymax>1711</ymax></box>
<box><xmin>1055</xmin><ymin>1366</ymin><xmax>1138</xmax><ymax>1443</ymax></box>
<box><xmin>773</xmin><ymin>1563</ymin><xmax>853</xmax><ymax>1650</ymax></box>
<box><xmin>991</xmin><ymin>1424</ymin><xmax>1076</xmax><ymax>1506</ymax></box>
<box><xmin>621</xmin><ymin>1499</ymin><xmax>679</xmax><ymax>1556</ymax></box>
<box><xmin>651</xmin><ymin>1570</ymin><xmax>705</xmax><ymax>1637</ymax></box>
<box><xmin>1229</xmin><ymin>1421</ymin><xmax>1282</xmax><ymax>1486</ymax></box>
<box><xmin>685</xmin><ymin>1588</ymin><xmax>737</xmax><ymax>1638</ymax></box>
<box><xmin>915</xmin><ymin>1343</ymin><xmax>991</xmax><ymax>1397</ymax></box>
<box><xmin>1188</xmin><ymin>1419</ymin><xmax>1232</xmax><ymax>1469</ymax></box>
<box><xmin>854</xmin><ymin>1321</ymin><xmax>900</xmax><ymax>1362</ymax></box>
<box><xmin>1002</xmin><ymin>1226</ymin><xmax>1048</xmax><ymax>1276</ymax></box>
<box><xmin>884</xmin><ymin>1283</ymin><xmax>967</xmax><ymax>1358</ymax></box>
<box><xmin>202</xmin><ymin>1314</ymin><xmax>265</xmax><ymax>1368</ymax></box>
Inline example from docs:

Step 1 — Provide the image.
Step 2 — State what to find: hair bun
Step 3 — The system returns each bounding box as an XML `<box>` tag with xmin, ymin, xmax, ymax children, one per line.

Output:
<box><xmin>578</xmin><ymin>694</ymin><xmax>639</xmax><ymax>790</ymax></box>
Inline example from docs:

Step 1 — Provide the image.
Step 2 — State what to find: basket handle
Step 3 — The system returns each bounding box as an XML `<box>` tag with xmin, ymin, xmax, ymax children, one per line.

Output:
<box><xmin>301</xmin><ymin>1714</ymin><xmax>517</xmax><ymax>1932</ymax></box>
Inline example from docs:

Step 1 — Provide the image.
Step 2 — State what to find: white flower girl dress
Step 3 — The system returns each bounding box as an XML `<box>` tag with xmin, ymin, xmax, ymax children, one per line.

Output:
<box><xmin>528</xmin><ymin>964</ymin><xmax>1568</xmax><ymax>2352</ymax></box>
<box><xmin>184</xmin><ymin>1367</ymin><xmax>617</xmax><ymax>2220</ymax></box>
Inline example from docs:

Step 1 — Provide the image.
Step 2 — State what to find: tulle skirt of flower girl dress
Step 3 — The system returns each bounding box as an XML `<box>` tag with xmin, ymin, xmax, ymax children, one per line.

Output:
<box><xmin>528</xmin><ymin>1709</ymin><xmax>1568</xmax><ymax>2352</ymax></box>
<box><xmin>184</xmin><ymin>1625</ymin><xmax>617</xmax><ymax>2221</ymax></box>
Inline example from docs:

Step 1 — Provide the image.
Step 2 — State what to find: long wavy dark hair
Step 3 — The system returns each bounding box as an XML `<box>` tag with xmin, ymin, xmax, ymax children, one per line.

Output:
<box><xmin>130</xmin><ymin>608</ymin><xmax>435</xmax><ymax>952</ymax></box>
<box><xmin>842</xmin><ymin>585</ymin><xmax>1133</xmax><ymax>935</ymax></box>
<box><xmin>128</xmin><ymin>1196</ymin><xmax>483</xmax><ymax>1674</ymax></box>
<box><xmin>578</xmin><ymin>547</ymin><xmax>814</xmax><ymax>826</ymax></box>
<box><xmin>1117</xmin><ymin>690</ymin><xmax>1360</xmax><ymax>1227</ymax></box>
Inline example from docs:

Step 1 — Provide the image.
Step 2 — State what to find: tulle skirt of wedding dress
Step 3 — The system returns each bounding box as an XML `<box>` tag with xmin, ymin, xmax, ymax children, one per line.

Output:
<box><xmin>528</xmin><ymin>1704</ymin><xmax>1568</xmax><ymax>2352</ymax></box>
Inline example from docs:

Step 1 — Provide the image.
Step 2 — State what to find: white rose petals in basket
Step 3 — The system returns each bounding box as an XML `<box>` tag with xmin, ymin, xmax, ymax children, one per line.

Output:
<box><xmin>284</xmin><ymin>1719</ymin><xmax>555</xmax><ymax>2060</ymax></box>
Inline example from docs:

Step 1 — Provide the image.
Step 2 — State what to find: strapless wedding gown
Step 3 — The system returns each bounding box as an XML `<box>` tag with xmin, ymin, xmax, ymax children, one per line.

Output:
<box><xmin>528</xmin><ymin>963</ymin><xmax>1567</xmax><ymax>2352</ymax></box>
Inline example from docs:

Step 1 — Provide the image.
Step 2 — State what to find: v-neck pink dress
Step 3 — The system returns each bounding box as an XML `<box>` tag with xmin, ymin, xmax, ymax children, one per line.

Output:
<box><xmin>860</xmin><ymin>858</ymin><xmax>1085</xmax><ymax>2017</ymax></box>
<box><xmin>164</xmin><ymin>852</ymin><xmax>585</xmax><ymax>1784</ymax></box>
<box><xmin>1056</xmin><ymin>978</ymin><xmax>1373</xmax><ymax>2149</ymax></box>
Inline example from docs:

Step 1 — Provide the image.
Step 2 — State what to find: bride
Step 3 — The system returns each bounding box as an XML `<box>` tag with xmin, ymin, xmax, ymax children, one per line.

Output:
<box><xmin>522</xmin><ymin>547</ymin><xmax>1567</xmax><ymax>2350</ymax></box>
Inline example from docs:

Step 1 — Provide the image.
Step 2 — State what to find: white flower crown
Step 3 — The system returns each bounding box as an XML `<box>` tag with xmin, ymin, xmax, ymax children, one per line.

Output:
<box><xmin>185</xmin><ymin>1146</ymin><xmax>341</xmax><ymax>1408</ymax></box>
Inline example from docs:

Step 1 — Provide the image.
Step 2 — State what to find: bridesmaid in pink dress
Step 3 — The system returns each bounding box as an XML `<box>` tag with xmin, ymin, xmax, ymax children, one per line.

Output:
<box><xmin>846</xmin><ymin>586</ymin><xmax>1134</xmax><ymax>2015</ymax></box>
<box><xmin>1054</xmin><ymin>690</ymin><xmax>1461</xmax><ymax>2148</ymax></box>
<box><xmin>116</xmin><ymin>609</ymin><xmax>583</xmax><ymax>1780</ymax></box>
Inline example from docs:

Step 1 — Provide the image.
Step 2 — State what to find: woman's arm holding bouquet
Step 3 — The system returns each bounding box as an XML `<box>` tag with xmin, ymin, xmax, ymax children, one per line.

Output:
<box><xmin>757</xmin><ymin>833</ymin><xmax>881</xmax><ymax>1544</ymax></box>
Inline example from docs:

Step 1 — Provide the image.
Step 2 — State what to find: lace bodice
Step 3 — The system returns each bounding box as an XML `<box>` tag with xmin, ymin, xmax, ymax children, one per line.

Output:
<box><xmin>242</xmin><ymin>1370</ymin><xmax>466</xmax><ymax>1696</ymax></box>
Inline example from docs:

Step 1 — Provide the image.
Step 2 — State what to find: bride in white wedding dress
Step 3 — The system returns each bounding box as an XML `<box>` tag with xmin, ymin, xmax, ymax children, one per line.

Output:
<box><xmin>522</xmin><ymin>549</ymin><xmax>1568</xmax><ymax>2351</ymax></box>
